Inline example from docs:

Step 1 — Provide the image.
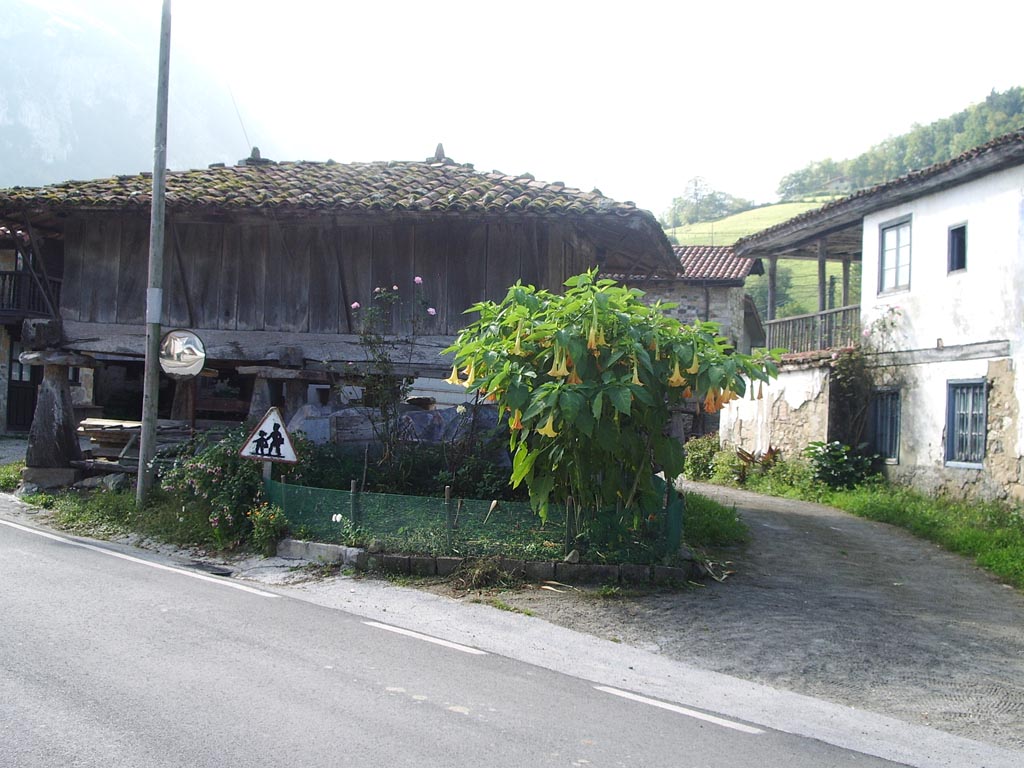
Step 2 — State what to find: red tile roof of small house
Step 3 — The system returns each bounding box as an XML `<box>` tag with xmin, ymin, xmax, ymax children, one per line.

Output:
<box><xmin>674</xmin><ymin>245</ymin><xmax>763</xmax><ymax>282</ymax></box>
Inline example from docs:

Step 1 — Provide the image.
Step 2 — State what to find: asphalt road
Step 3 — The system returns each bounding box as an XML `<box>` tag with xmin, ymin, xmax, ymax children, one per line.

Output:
<box><xmin>0</xmin><ymin>516</ymin><xmax>936</xmax><ymax>768</ymax></box>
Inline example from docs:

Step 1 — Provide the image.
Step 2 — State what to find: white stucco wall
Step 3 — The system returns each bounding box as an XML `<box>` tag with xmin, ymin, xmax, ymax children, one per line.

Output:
<box><xmin>860</xmin><ymin>164</ymin><xmax>1024</xmax><ymax>497</ymax></box>
<box><xmin>720</xmin><ymin>363</ymin><xmax>831</xmax><ymax>460</ymax></box>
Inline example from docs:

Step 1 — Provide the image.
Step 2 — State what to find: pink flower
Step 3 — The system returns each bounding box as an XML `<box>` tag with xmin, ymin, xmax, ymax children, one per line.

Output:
<box><xmin>861</xmin><ymin>329</ymin><xmax>871</xmax><ymax>337</ymax></box>
<box><xmin>427</xmin><ymin>307</ymin><xmax>436</xmax><ymax>316</ymax></box>
<box><xmin>392</xmin><ymin>284</ymin><xmax>398</xmax><ymax>291</ymax></box>
<box><xmin>414</xmin><ymin>276</ymin><xmax>423</xmax><ymax>285</ymax></box>
<box><xmin>351</xmin><ymin>301</ymin><xmax>361</xmax><ymax>310</ymax></box>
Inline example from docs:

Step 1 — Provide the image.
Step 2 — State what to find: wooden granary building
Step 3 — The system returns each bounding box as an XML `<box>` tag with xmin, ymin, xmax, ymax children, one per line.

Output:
<box><xmin>0</xmin><ymin>147</ymin><xmax>674</xmax><ymax>469</ymax></box>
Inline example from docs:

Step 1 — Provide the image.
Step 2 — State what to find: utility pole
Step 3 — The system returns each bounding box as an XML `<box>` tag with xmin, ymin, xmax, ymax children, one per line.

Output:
<box><xmin>137</xmin><ymin>0</ymin><xmax>172</xmax><ymax>507</ymax></box>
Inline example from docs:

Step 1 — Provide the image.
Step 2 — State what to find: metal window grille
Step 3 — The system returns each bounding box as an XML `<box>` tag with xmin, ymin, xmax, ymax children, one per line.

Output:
<box><xmin>872</xmin><ymin>390</ymin><xmax>900</xmax><ymax>461</ymax></box>
<box><xmin>946</xmin><ymin>381</ymin><xmax>986</xmax><ymax>464</ymax></box>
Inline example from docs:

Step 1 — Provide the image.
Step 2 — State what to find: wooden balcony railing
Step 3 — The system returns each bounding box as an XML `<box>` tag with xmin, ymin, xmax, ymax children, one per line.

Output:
<box><xmin>765</xmin><ymin>305</ymin><xmax>860</xmax><ymax>354</ymax></box>
<box><xmin>0</xmin><ymin>271</ymin><xmax>61</xmax><ymax>317</ymax></box>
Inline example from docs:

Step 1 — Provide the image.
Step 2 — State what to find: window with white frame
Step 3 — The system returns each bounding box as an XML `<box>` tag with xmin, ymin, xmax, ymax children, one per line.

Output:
<box><xmin>879</xmin><ymin>218</ymin><xmax>911</xmax><ymax>292</ymax></box>
<box><xmin>948</xmin><ymin>223</ymin><xmax>967</xmax><ymax>272</ymax></box>
<box><xmin>946</xmin><ymin>379</ymin><xmax>986</xmax><ymax>465</ymax></box>
<box><xmin>871</xmin><ymin>389</ymin><xmax>900</xmax><ymax>462</ymax></box>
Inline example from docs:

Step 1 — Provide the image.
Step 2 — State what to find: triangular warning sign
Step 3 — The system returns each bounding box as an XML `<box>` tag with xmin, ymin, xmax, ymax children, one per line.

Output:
<box><xmin>240</xmin><ymin>407</ymin><xmax>298</xmax><ymax>464</ymax></box>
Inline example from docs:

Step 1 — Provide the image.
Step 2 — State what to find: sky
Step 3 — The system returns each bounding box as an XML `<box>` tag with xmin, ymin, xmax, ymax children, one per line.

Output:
<box><xmin>22</xmin><ymin>0</ymin><xmax>1024</xmax><ymax>218</ymax></box>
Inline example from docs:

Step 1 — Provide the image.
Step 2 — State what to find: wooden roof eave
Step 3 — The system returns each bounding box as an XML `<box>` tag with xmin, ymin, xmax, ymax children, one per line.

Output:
<box><xmin>735</xmin><ymin>138</ymin><xmax>1024</xmax><ymax>261</ymax></box>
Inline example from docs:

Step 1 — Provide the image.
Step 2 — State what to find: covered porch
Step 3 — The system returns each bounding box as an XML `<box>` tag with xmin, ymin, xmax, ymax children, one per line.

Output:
<box><xmin>735</xmin><ymin>206</ymin><xmax>863</xmax><ymax>354</ymax></box>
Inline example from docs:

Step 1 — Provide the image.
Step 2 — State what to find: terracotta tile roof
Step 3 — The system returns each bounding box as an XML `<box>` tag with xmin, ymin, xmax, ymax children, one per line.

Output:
<box><xmin>735</xmin><ymin>127</ymin><xmax>1024</xmax><ymax>256</ymax></box>
<box><xmin>673</xmin><ymin>245</ymin><xmax>761</xmax><ymax>281</ymax></box>
<box><xmin>0</xmin><ymin>154</ymin><xmax>646</xmax><ymax>221</ymax></box>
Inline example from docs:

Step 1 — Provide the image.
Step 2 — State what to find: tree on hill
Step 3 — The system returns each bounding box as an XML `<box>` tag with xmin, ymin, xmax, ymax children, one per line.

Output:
<box><xmin>661</xmin><ymin>177</ymin><xmax>753</xmax><ymax>228</ymax></box>
<box><xmin>777</xmin><ymin>86</ymin><xmax>1024</xmax><ymax>200</ymax></box>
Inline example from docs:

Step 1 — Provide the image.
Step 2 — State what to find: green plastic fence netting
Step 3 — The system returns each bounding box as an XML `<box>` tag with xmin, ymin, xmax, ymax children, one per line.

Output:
<box><xmin>264</xmin><ymin>478</ymin><xmax>566</xmax><ymax>560</ymax></box>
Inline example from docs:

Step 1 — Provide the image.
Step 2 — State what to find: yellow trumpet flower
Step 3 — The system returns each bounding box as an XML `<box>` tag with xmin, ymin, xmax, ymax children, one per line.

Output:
<box><xmin>686</xmin><ymin>353</ymin><xmax>700</xmax><ymax>375</ymax></box>
<box><xmin>510</xmin><ymin>409</ymin><xmax>523</xmax><ymax>430</ymax></box>
<box><xmin>536</xmin><ymin>412</ymin><xmax>559</xmax><ymax>438</ymax></box>
<box><xmin>597</xmin><ymin>326</ymin><xmax>606</xmax><ymax>347</ymax></box>
<box><xmin>512</xmin><ymin>320</ymin><xmax>525</xmax><ymax>356</ymax></box>
<box><xmin>462</xmin><ymin>362</ymin><xmax>476</xmax><ymax>387</ymax></box>
<box><xmin>567</xmin><ymin>366</ymin><xmax>582</xmax><ymax>385</ymax></box>
<box><xmin>667</xmin><ymin>360</ymin><xmax>686</xmax><ymax>387</ymax></box>
<box><xmin>547</xmin><ymin>346</ymin><xmax>570</xmax><ymax>378</ymax></box>
<box><xmin>443</xmin><ymin>364</ymin><xmax>462</xmax><ymax>386</ymax></box>
<box><xmin>704</xmin><ymin>387</ymin><xmax>721</xmax><ymax>413</ymax></box>
<box><xmin>631</xmin><ymin>357</ymin><xmax>644</xmax><ymax>387</ymax></box>
<box><xmin>587</xmin><ymin>323</ymin><xmax>598</xmax><ymax>351</ymax></box>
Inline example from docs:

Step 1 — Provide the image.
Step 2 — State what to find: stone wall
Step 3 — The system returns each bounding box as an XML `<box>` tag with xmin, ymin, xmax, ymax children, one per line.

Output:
<box><xmin>639</xmin><ymin>281</ymin><xmax>746</xmax><ymax>348</ymax></box>
<box><xmin>885</xmin><ymin>357</ymin><xmax>1024</xmax><ymax>503</ymax></box>
<box><xmin>719</xmin><ymin>361</ymin><xmax>831</xmax><ymax>463</ymax></box>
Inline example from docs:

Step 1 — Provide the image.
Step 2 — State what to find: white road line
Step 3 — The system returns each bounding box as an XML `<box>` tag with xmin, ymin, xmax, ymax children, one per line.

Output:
<box><xmin>595</xmin><ymin>685</ymin><xmax>765</xmax><ymax>735</ymax></box>
<box><xmin>363</xmin><ymin>621</ymin><xmax>488</xmax><ymax>655</ymax></box>
<box><xmin>0</xmin><ymin>518</ymin><xmax>279</xmax><ymax>598</ymax></box>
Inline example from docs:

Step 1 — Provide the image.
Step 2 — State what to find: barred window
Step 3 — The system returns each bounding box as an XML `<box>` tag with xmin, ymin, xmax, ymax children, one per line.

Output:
<box><xmin>946</xmin><ymin>380</ymin><xmax>986</xmax><ymax>465</ymax></box>
<box><xmin>871</xmin><ymin>389</ymin><xmax>900</xmax><ymax>462</ymax></box>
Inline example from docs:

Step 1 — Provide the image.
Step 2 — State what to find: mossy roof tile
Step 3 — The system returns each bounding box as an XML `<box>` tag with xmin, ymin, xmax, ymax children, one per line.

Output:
<box><xmin>6</xmin><ymin>158</ymin><xmax>647</xmax><ymax>217</ymax></box>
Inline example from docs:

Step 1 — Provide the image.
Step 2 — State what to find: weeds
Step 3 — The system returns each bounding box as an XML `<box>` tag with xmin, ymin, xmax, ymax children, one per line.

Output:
<box><xmin>0</xmin><ymin>461</ymin><xmax>24</xmax><ymax>492</ymax></box>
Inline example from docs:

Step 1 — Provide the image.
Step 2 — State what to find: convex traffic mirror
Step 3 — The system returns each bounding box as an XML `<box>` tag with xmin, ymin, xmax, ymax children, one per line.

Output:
<box><xmin>159</xmin><ymin>329</ymin><xmax>206</xmax><ymax>379</ymax></box>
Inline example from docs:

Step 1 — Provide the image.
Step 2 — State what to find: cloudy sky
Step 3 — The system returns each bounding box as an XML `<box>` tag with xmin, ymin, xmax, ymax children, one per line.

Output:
<box><xmin>22</xmin><ymin>0</ymin><xmax>1024</xmax><ymax>217</ymax></box>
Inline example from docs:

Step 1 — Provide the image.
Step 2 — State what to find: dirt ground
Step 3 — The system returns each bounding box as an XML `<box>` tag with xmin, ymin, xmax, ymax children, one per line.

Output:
<box><xmin>426</xmin><ymin>481</ymin><xmax>1024</xmax><ymax>751</ymax></box>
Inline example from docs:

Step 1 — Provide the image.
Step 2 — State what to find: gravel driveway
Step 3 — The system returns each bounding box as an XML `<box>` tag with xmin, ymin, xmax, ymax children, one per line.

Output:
<box><xmin>480</xmin><ymin>481</ymin><xmax>1024</xmax><ymax>751</ymax></box>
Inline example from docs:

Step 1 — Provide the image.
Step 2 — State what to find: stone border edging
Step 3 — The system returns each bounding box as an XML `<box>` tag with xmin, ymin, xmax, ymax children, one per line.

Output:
<box><xmin>275</xmin><ymin>538</ymin><xmax>705</xmax><ymax>584</ymax></box>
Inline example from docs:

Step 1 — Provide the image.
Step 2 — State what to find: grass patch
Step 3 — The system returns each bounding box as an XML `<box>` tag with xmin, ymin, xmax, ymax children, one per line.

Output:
<box><xmin>485</xmin><ymin>598</ymin><xmax>534</xmax><ymax>616</ymax></box>
<box><xmin>683</xmin><ymin>492</ymin><xmax>748</xmax><ymax>548</ymax></box>
<box><xmin>0</xmin><ymin>460</ymin><xmax>24</xmax><ymax>492</ymax></box>
<box><xmin>824</xmin><ymin>485</ymin><xmax>1024</xmax><ymax>588</ymax></box>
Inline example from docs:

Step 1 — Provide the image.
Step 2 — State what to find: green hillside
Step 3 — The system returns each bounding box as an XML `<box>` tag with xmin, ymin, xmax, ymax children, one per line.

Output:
<box><xmin>665</xmin><ymin>200</ymin><xmax>829</xmax><ymax>246</ymax></box>
<box><xmin>665</xmin><ymin>198</ymin><xmax>860</xmax><ymax>318</ymax></box>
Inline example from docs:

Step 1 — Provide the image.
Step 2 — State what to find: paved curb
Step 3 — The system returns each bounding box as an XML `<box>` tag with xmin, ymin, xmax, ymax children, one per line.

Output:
<box><xmin>275</xmin><ymin>537</ymin><xmax>704</xmax><ymax>584</ymax></box>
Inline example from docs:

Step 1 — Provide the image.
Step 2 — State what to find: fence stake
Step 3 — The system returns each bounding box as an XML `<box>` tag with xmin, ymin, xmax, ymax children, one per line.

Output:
<box><xmin>349</xmin><ymin>479</ymin><xmax>359</xmax><ymax>526</ymax></box>
<box><xmin>444</xmin><ymin>485</ymin><xmax>453</xmax><ymax>552</ymax></box>
<box><xmin>564</xmin><ymin>496</ymin><xmax>575</xmax><ymax>555</ymax></box>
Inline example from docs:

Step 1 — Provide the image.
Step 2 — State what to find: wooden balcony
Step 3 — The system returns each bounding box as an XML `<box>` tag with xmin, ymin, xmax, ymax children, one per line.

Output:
<box><xmin>765</xmin><ymin>305</ymin><xmax>860</xmax><ymax>354</ymax></box>
<box><xmin>0</xmin><ymin>271</ymin><xmax>61</xmax><ymax>319</ymax></box>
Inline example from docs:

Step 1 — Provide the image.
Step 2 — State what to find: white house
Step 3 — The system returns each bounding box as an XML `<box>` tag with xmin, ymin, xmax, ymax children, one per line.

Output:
<box><xmin>725</xmin><ymin>128</ymin><xmax>1024</xmax><ymax>502</ymax></box>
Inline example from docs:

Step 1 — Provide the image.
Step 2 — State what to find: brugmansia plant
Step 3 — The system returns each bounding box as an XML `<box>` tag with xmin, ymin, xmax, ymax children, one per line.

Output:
<box><xmin>443</xmin><ymin>271</ymin><xmax>780</xmax><ymax>542</ymax></box>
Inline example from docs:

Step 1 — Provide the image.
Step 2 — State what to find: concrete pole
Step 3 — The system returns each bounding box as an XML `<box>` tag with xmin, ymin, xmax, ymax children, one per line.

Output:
<box><xmin>137</xmin><ymin>0</ymin><xmax>172</xmax><ymax>508</ymax></box>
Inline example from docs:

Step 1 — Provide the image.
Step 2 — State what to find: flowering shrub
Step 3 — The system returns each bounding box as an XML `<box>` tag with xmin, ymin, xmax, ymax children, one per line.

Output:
<box><xmin>160</xmin><ymin>427</ymin><xmax>263</xmax><ymax>549</ymax></box>
<box><xmin>248</xmin><ymin>502</ymin><xmax>289</xmax><ymax>556</ymax></box>
<box><xmin>444</xmin><ymin>270</ymin><xmax>780</xmax><ymax>541</ymax></box>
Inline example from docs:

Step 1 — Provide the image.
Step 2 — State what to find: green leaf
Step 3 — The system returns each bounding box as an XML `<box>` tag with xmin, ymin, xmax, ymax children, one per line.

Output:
<box><xmin>591</xmin><ymin>390</ymin><xmax>604</xmax><ymax>420</ymax></box>
<box><xmin>608</xmin><ymin>386</ymin><xmax>632</xmax><ymax>415</ymax></box>
<box><xmin>510</xmin><ymin>443</ymin><xmax>537</xmax><ymax>487</ymax></box>
<box><xmin>559</xmin><ymin>390</ymin><xmax>585</xmax><ymax>422</ymax></box>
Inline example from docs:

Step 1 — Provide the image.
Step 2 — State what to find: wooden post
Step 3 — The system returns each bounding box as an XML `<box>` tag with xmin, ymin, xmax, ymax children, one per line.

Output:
<box><xmin>817</xmin><ymin>238</ymin><xmax>827</xmax><ymax>350</ymax></box>
<box><xmin>842</xmin><ymin>257</ymin><xmax>851</xmax><ymax>307</ymax></box>
<box><xmin>444</xmin><ymin>485</ymin><xmax>453</xmax><ymax>552</ymax></box>
<box><xmin>564</xmin><ymin>495</ymin><xmax>575</xmax><ymax>555</ymax></box>
<box><xmin>766</xmin><ymin>257</ymin><xmax>777</xmax><ymax>322</ymax></box>
<box><xmin>349</xmin><ymin>479</ymin><xmax>359</xmax><ymax>526</ymax></box>
<box><xmin>136</xmin><ymin>0</ymin><xmax>172</xmax><ymax>508</ymax></box>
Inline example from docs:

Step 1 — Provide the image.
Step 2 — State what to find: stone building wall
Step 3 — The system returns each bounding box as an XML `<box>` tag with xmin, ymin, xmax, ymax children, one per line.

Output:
<box><xmin>719</xmin><ymin>362</ymin><xmax>832</xmax><ymax>463</ymax></box>
<box><xmin>885</xmin><ymin>357</ymin><xmax>1024</xmax><ymax>503</ymax></box>
<box><xmin>638</xmin><ymin>281</ymin><xmax>745</xmax><ymax>347</ymax></box>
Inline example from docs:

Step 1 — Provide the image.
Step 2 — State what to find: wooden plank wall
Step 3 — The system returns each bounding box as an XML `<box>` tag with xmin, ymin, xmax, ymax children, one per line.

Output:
<box><xmin>64</xmin><ymin>214</ymin><xmax>600</xmax><ymax>348</ymax></box>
